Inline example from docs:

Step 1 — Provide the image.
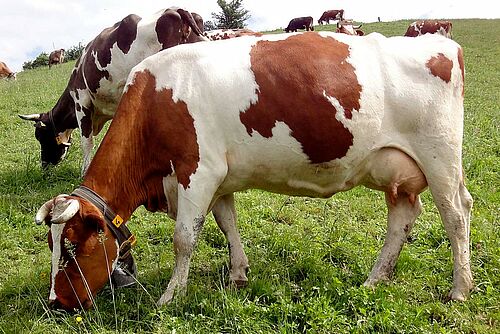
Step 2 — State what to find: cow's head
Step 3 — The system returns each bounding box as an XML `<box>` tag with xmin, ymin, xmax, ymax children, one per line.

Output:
<box><xmin>18</xmin><ymin>113</ymin><xmax>72</xmax><ymax>168</ymax></box>
<box><xmin>336</xmin><ymin>21</ymin><xmax>364</xmax><ymax>36</ymax></box>
<box><xmin>156</xmin><ymin>8</ymin><xmax>207</xmax><ymax>48</ymax></box>
<box><xmin>36</xmin><ymin>195</ymin><xmax>119</xmax><ymax>311</ymax></box>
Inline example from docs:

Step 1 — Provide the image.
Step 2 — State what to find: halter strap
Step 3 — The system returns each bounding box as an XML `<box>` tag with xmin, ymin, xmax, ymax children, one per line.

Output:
<box><xmin>71</xmin><ymin>185</ymin><xmax>136</xmax><ymax>260</ymax></box>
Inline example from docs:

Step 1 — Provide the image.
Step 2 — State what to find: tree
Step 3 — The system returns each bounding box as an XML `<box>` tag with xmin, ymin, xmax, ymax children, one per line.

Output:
<box><xmin>203</xmin><ymin>20</ymin><xmax>217</xmax><ymax>31</ymax></box>
<box><xmin>22</xmin><ymin>53</ymin><xmax>49</xmax><ymax>70</ymax></box>
<box><xmin>211</xmin><ymin>0</ymin><xmax>250</xmax><ymax>29</ymax></box>
<box><xmin>65</xmin><ymin>42</ymin><xmax>86</xmax><ymax>62</ymax></box>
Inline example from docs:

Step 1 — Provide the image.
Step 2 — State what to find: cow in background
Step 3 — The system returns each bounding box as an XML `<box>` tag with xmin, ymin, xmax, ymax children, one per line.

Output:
<box><xmin>405</xmin><ymin>20</ymin><xmax>452</xmax><ymax>38</ymax></box>
<box><xmin>48</xmin><ymin>49</ymin><xmax>65</xmax><ymax>68</ymax></box>
<box><xmin>19</xmin><ymin>7</ymin><xmax>205</xmax><ymax>175</ymax></box>
<box><xmin>318</xmin><ymin>9</ymin><xmax>344</xmax><ymax>24</ymax></box>
<box><xmin>336</xmin><ymin>21</ymin><xmax>364</xmax><ymax>36</ymax></box>
<box><xmin>0</xmin><ymin>61</ymin><xmax>16</xmax><ymax>79</ymax></box>
<box><xmin>36</xmin><ymin>32</ymin><xmax>473</xmax><ymax>310</ymax></box>
<box><xmin>204</xmin><ymin>28</ymin><xmax>262</xmax><ymax>40</ymax></box>
<box><xmin>285</xmin><ymin>16</ymin><xmax>314</xmax><ymax>32</ymax></box>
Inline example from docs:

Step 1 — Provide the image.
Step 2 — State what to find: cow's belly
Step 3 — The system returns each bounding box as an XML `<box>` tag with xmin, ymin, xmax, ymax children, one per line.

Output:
<box><xmin>217</xmin><ymin>126</ymin><xmax>376</xmax><ymax>198</ymax></box>
<box><xmin>222</xmin><ymin>161</ymin><xmax>357</xmax><ymax>198</ymax></box>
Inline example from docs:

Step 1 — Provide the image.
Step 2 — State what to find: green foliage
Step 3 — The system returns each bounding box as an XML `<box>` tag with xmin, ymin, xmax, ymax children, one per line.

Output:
<box><xmin>203</xmin><ymin>20</ymin><xmax>217</xmax><ymax>32</ymax></box>
<box><xmin>0</xmin><ymin>19</ymin><xmax>498</xmax><ymax>333</ymax></box>
<box><xmin>21</xmin><ymin>43</ymin><xmax>85</xmax><ymax>71</ymax></box>
<box><xmin>22</xmin><ymin>53</ymin><xmax>49</xmax><ymax>70</ymax></box>
<box><xmin>211</xmin><ymin>0</ymin><xmax>251</xmax><ymax>29</ymax></box>
<box><xmin>65</xmin><ymin>42</ymin><xmax>86</xmax><ymax>62</ymax></box>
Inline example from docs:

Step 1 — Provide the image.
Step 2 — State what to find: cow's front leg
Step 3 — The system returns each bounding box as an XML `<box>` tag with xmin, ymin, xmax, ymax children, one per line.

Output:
<box><xmin>212</xmin><ymin>193</ymin><xmax>249</xmax><ymax>287</ymax></box>
<box><xmin>364</xmin><ymin>193</ymin><xmax>422</xmax><ymax>287</ymax></box>
<box><xmin>80</xmin><ymin>135</ymin><xmax>94</xmax><ymax>176</ymax></box>
<box><xmin>158</xmin><ymin>213</ymin><xmax>206</xmax><ymax>306</ymax></box>
<box><xmin>157</xmin><ymin>174</ymin><xmax>226</xmax><ymax>306</ymax></box>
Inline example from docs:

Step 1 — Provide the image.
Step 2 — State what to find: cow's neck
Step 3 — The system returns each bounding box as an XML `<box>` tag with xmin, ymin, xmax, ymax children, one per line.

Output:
<box><xmin>81</xmin><ymin>75</ymin><xmax>170</xmax><ymax>222</ymax></box>
<box><xmin>81</xmin><ymin>143</ymin><xmax>167</xmax><ymax>222</ymax></box>
<box><xmin>50</xmin><ymin>86</ymin><xmax>78</xmax><ymax>132</ymax></box>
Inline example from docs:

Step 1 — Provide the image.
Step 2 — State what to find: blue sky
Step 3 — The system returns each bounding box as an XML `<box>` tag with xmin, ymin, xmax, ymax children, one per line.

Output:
<box><xmin>1</xmin><ymin>0</ymin><xmax>498</xmax><ymax>72</ymax></box>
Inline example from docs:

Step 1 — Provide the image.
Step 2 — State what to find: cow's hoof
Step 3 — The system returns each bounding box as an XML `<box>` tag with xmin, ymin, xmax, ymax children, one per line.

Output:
<box><xmin>233</xmin><ymin>279</ymin><xmax>248</xmax><ymax>289</ymax></box>
<box><xmin>157</xmin><ymin>291</ymin><xmax>174</xmax><ymax>306</ymax></box>
<box><xmin>447</xmin><ymin>289</ymin><xmax>468</xmax><ymax>302</ymax></box>
<box><xmin>363</xmin><ymin>274</ymin><xmax>390</xmax><ymax>288</ymax></box>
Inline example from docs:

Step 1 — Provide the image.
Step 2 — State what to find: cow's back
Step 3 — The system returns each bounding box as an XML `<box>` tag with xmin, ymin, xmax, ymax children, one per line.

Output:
<box><xmin>127</xmin><ymin>32</ymin><xmax>464</xmax><ymax>195</ymax></box>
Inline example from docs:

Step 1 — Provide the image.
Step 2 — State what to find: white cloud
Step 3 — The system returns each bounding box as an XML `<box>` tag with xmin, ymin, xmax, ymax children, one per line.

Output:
<box><xmin>0</xmin><ymin>0</ymin><xmax>498</xmax><ymax>72</ymax></box>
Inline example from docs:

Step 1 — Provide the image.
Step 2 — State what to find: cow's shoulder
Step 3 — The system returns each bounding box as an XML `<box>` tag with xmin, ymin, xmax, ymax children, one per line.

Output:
<box><xmin>89</xmin><ymin>14</ymin><xmax>142</xmax><ymax>68</ymax></box>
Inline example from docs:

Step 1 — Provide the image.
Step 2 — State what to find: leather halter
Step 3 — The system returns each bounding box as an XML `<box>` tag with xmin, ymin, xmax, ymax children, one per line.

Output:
<box><xmin>48</xmin><ymin>110</ymin><xmax>65</xmax><ymax>145</ymax></box>
<box><xmin>71</xmin><ymin>185</ymin><xmax>136</xmax><ymax>261</ymax></box>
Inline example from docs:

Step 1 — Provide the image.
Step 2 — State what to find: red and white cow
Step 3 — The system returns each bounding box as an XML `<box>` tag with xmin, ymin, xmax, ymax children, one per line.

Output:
<box><xmin>405</xmin><ymin>20</ymin><xmax>453</xmax><ymax>38</ymax></box>
<box><xmin>204</xmin><ymin>28</ymin><xmax>262</xmax><ymax>41</ymax></box>
<box><xmin>48</xmin><ymin>49</ymin><xmax>65</xmax><ymax>68</ymax></box>
<box><xmin>36</xmin><ymin>31</ymin><xmax>472</xmax><ymax>310</ymax></box>
<box><xmin>336</xmin><ymin>21</ymin><xmax>364</xmax><ymax>36</ymax></box>
<box><xmin>318</xmin><ymin>9</ymin><xmax>344</xmax><ymax>25</ymax></box>
<box><xmin>0</xmin><ymin>61</ymin><xmax>16</xmax><ymax>79</ymax></box>
<box><xmin>20</xmin><ymin>7</ymin><xmax>205</xmax><ymax>175</ymax></box>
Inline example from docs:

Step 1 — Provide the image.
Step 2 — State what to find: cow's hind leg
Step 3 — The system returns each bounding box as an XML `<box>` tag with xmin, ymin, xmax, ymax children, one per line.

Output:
<box><xmin>431</xmin><ymin>181</ymin><xmax>473</xmax><ymax>300</ymax></box>
<box><xmin>364</xmin><ymin>194</ymin><xmax>422</xmax><ymax>287</ymax></box>
<box><xmin>361</xmin><ymin>148</ymin><xmax>427</xmax><ymax>287</ymax></box>
<box><xmin>212</xmin><ymin>194</ymin><xmax>249</xmax><ymax>287</ymax></box>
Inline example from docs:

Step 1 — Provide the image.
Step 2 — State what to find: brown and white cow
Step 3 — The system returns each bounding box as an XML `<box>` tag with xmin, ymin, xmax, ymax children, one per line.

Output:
<box><xmin>204</xmin><ymin>28</ymin><xmax>262</xmax><ymax>41</ymax></box>
<box><xmin>48</xmin><ymin>49</ymin><xmax>65</xmax><ymax>68</ymax></box>
<box><xmin>19</xmin><ymin>7</ymin><xmax>205</xmax><ymax>175</ymax></box>
<box><xmin>285</xmin><ymin>16</ymin><xmax>314</xmax><ymax>33</ymax></box>
<box><xmin>36</xmin><ymin>31</ymin><xmax>473</xmax><ymax>311</ymax></box>
<box><xmin>336</xmin><ymin>21</ymin><xmax>364</xmax><ymax>36</ymax></box>
<box><xmin>0</xmin><ymin>61</ymin><xmax>16</xmax><ymax>79</ymax></box>
<box><xmin>318</xmin><ymin>9</ymin><xmax>344</xmax><ymax>25</ymax></box>
<box><xmin>405</xmin><ymin>20</ymin><xmax>453</xmax><ymax>38</ymax></box>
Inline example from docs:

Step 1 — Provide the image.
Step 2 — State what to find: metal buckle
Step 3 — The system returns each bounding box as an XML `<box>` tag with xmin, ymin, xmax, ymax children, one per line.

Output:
<box><xmin>118</xmin><ymin>234</ymin><xmax>137</xmax><ymax>260</ymax></box>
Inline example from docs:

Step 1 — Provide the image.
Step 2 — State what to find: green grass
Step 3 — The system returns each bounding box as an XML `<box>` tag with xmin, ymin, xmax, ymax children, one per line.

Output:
<box><xmin>0</xmin><ymin>19</ymin><xmax>498</xmax><ymax>333</ymax></box>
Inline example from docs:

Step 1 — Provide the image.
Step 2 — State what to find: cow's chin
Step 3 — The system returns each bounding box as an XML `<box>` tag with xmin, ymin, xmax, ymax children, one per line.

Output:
<box><xmin>49</xmin><ymin>297</ymin><xmax>93</xmax><ymax>312</ymax></box>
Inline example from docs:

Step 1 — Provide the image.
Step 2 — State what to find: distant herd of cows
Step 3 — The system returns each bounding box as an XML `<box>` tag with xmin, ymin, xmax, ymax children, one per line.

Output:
<box><xmin>2</xmin><ymin>6</ymin><xmax>469</xmax><ymax>312</ymax></box>
<box><xmin>0</xmin><ymin>8</ymin><xmax>452</xmax><ymax>81</ymax></box>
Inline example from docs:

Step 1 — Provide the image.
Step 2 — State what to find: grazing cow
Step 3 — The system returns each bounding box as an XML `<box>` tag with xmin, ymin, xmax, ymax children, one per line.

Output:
<box><xmin>0</xmin><ymin>61</ymin><xmax>16</xmax><ymax>79</ymax></box>
<box><xmin>204</xmin><ymin>28</ymin><xmax>262</xmax><ymax>41</ymax></box>
<box><xmin>405</xmin><ymin>20</ymin><xmax>453</xmax><ymax>38</ymax></box>
<box><xmin>48</xmin><ymin>49</ymin><xmax>65</xmax><ymax>68</ymax></box>
<box><xmin>336</xmin><ymin>21</ymin><xmax>364</xmax><ymax>36</ymax></box>
<box><xmin>318</xmin><ymin>9</ymin><xmax>344</xmax><ymax>24</ymax></box>
<box><xmin>19</xmin><ymin>7</ymin><xmax>205</xmax><ymax>175</ymax></box>
<box><xmin>36</xmin><ymin>32</ymin><xmax>472</xmax><ymax>311</ymax></box>
<box><xmin>285</xmin><ymin>16</ymin><xmax>314</xmax><ymax>33</ymax></box>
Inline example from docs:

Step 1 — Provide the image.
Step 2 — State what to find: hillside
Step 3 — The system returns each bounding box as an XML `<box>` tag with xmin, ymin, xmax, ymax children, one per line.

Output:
<box><xmin>0</xmin><ymin>19</ymin><xmax>498</xmax><ymax>333</ymax></box>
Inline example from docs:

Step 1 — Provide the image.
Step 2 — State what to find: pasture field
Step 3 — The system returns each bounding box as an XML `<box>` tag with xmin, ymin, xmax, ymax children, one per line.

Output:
<box><xmin>0</xmin><ymin>19</ymin><xmax>498</xmax><ymax>333</ymax></box>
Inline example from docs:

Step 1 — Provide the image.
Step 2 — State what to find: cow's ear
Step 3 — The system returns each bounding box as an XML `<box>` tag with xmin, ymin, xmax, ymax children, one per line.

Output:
<box><xmin>77</xmin><ymin>198</ymin><xmax>107</xmax><ymax>232</ymax></box>
<box><xmin>83</xmin><ymin>212</ymin><xmax>106</xmax><ymax>231</ymax></box>
<box><xmin>79</xmin><ymin>213</ymin><xmax>107</xmax><ymax>255</ymax></box>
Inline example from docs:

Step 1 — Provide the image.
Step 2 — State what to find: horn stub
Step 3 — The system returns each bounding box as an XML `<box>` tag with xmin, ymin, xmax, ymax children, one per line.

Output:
<box><xmin>51</xmin><ymin>198</ymin><xmax>80</xmax><ymax>224</ymax></box>
<box><xmin>18</xmin><ymin>114</ymin><xmax>42</xmax><ymax>122</ymax></box>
